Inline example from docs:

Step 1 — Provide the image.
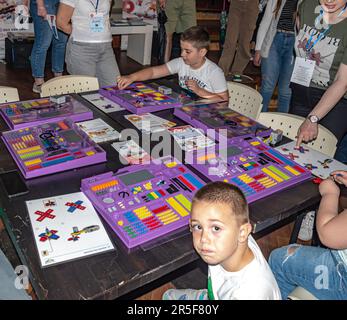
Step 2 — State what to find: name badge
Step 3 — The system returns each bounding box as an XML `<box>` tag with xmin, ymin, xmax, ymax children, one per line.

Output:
<box><xmin>89</xmin><ymin>12</ymin><xmax>104</xmax><ymax>32</ymax></box>
<box><xmin>290</xmin><ymin>57</ymin><xmax>316</xmax><ymax>87</ymax></box>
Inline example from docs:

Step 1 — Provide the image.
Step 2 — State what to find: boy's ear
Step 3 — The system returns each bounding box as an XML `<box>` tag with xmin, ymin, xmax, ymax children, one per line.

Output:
<box><xmin>238</xmin><ymin>223</ymin><xmax>252</xmax><ymax>243</ymax></box>
<box><xmin>199</xmin><ymin>48</ymin><xmax>208</xmax><ymax>57</ymax></box>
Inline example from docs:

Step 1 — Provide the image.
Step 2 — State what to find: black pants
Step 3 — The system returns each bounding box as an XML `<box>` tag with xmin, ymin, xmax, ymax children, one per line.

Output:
<box><xmin>290</xmin><ymin>83</ymin><xmax>347</xmax><ymax>143</ymax></box>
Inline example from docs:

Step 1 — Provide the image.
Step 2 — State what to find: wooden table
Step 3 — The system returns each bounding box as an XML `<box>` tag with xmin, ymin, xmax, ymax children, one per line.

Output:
<box><xmin>0</xmin><ymin>90</ymin><xmax>321</xmax><ymax>300</ymax></box>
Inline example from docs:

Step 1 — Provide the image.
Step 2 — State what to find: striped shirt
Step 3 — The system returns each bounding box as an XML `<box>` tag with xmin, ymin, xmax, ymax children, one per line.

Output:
<box><xmin>277</xmin><ymin>0</ymin><xmax>298</xmax><ymax>32</ymax></box>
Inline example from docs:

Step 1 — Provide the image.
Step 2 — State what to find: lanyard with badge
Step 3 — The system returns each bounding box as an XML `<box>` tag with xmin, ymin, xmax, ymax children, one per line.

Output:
<box><xmin>89</xmin><ymin>0</ymin><xmax>104</xmax><ymax>32</ymax></box>
<box><xmin>291</xmin><ymin>3</ymin><xmax>347</xmax><ymax>87</ymax></box>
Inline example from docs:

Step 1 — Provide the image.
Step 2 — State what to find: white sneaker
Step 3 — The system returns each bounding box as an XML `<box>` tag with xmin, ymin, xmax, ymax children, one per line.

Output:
<box><xmin>298</xmin><ymin>211</ymin><xmax>315</xmax><ymax>241</ymax></box>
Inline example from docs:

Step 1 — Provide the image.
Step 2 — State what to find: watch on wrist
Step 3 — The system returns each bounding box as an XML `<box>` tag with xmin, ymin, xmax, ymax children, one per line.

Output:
<box><xmin>307</xmin><ymin>114</ymin><xmax>320</xmax><ymax>123</ymax></box>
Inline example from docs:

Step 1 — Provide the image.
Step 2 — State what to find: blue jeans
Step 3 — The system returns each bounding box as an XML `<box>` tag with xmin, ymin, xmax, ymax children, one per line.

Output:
<box><xmin>0</xmin><ymin>249</ymin><xmax>31</xmax><ymax>300</ymax></box>
<box><xmin>261</xmin><ymin>32</ymin><xmax>295</xmax><ymax>113</ymax></box>
<box><xmin>335</xmin><ymin>134</ymin><xmax>347</xmax><ymax>163</ymax></box>
<box><xmin>30</xmin><ymin>0</ymin><xmax>67</xmax><ymax>78</ymax></box>
<box><xmin>269</xmin><ymin>244</ymin><xmax>347</xmax><ymax>300</ymax></box>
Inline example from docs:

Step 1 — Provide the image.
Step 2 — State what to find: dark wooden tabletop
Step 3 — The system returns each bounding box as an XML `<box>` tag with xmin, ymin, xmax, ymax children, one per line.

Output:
<box><xmin>0</xmin><ymin>87</ymin><xmax>321</xmax><ymax>300</ymax></box>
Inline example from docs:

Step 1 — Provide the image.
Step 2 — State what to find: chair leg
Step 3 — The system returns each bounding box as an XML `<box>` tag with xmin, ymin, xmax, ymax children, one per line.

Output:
<box><xmin>289</xmin><ymin>212</ymin><xmax>306</xmax><ymax>244</ymax></box>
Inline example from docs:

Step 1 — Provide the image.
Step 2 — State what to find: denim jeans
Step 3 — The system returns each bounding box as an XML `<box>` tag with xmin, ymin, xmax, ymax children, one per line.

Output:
<box><xmin>261</xmin><ymin>32</ymin><xmax>295</xmax><ymax>113</ymax></box>
<box><xmin>0</xmin><ymin>249</ymin><xmax>31</xmax><ymax>300</ymax></box>
<box><xmin>334</xmin><ymin>134</ymin><xmax>347</xmax><ymax>164</ymax></box>
<box><xmin>269</xmin><ymin>244</ymin><xmax>347</xmax><ymax>300</ymax></box>
<box><xmin>30</xmin><ymin>0</ymin><xmax>67</xmax><ymax>78</ymax></box>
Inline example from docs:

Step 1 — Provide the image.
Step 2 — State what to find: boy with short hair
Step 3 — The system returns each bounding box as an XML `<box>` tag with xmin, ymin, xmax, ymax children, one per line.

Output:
<box><xmin>163</xmin><ymin>181</ymin><xmax>281</xmax><ymax>300</ymax></box>
<box><xmin>117</xmin><ymin>26</ymin><xmax>229</xmax><ymax>102</ymax></box>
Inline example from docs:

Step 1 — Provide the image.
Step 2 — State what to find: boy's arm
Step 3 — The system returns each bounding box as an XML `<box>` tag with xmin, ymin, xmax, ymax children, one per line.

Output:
<box><xmin>185</xmin><ymin>80</ymin><xmax>229</xmax><ymax>101</ymax></box>
<box><xmin>117</xmin><ymin>64</ymin><xmax>170</xmax><ymax>89</ymax></box>
<box><xmin>316</xmin><ymin>179</ymin><xmax>347</xmax><ymax>249</ymax></box>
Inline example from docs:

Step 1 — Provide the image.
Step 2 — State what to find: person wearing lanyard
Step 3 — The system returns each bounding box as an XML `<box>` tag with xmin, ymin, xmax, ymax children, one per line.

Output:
<box><xmin>23</xmin><ymin>0</ymin><xmax>68</xmax><ymax>94</ymax></box>
<box><xmin>57</xmin><ymin>0</ymin><xmax>120</xmax><ymax>87</ymax></box>
<box><xmin>290</xmin><ymin>0</ymin><xmax>347</xmax><ymax>162</ymax></box>
<box><xmin>254</xmin><ymin>0</ymin><xmax>298</xmax><ymax>113</ymax></box>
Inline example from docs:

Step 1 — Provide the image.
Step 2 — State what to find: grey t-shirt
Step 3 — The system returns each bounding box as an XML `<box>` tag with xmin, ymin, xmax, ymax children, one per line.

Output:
<box><xmin>296</xmin><ymin>0</ymin><xmax>347</xmax><ymax>93</ymax></box>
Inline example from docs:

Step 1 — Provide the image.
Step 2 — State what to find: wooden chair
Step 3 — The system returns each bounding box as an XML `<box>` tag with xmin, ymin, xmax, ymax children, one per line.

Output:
<box><xmin>257</xmin><ymin>112</ymin><xmax>338</xmax><ymax>157</ymax></box>
<box><xmin>0</xmin><ymin>86</ymin><xmax>19</xmax><ymax>103</ymax></box>
<box><xmin>227</xmin><ymin>81</ymin><xmax>263</xmax><ymax>120</ymax></box>
<box><xmin>40</xmin><ymin>75</ymin><xmax>99</xmax><ymax>97</ymax></box>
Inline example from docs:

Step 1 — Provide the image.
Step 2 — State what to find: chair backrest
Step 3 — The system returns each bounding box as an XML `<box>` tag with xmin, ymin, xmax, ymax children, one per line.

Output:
<box><xmin>0</xmin><ymin>86</ymin><xmax>19</xmax><ymax>103</ymax></box>
<box><xmin>227</xmin><ymin>81</ymin><xmax>263</xmax><ymax>120</ymax></box>
<box><xmin>257</xmin><ymin>112</ymin><xmax>338</xmax><ymax>157</ymax></box>
<box><xmin>40</xmin><ymin>75</ymin><xmax>99</xmax><ymax>97</ymax></box>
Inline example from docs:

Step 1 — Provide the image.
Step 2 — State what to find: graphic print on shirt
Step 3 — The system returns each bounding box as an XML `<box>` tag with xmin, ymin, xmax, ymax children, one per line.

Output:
<box><xmin>179</xmin><ymin>75</ymin><xmax>207</xmax><ymax>90</ymax></box>
<box><xmin>296</xmin><ymin>24</ymin><xmax>341</xmax><ymax>87</ymax></box>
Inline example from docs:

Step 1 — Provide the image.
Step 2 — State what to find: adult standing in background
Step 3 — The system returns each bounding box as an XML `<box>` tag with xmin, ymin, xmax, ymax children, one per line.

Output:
<box><xmin>57</xmin><ymin>0</ymin><xmax>120</xmax><ymax>88</ymax></box>
<box><xmin>291</xmin><ymin>0</ymin><xmax>347</xmax><ymax>162</ymax></box>
<box><xmin>254</xmin><ymin>0</ymin><xmax>298</xmax><ymax>113</ymax></box>
<box><xmin>158</xmin><ymin>0</ymin><xmax>197</xmax><ymax>63</ymax></box>
<box><xmin>218</xmin><ymin>0</ymin><xmax>259</xmax><ymax>81</ymax></box>
<box><xmin>24</xmin><ymin>0</ymin><xmax>68</xmax><ymax>93</ymax></box>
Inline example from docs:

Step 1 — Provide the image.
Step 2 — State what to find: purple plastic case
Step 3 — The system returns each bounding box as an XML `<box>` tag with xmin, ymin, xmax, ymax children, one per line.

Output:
<box><xmin>81</xmin><ymin>156</ymin><xmax>205</xmax><ymax>248</ymax></box>
<box><xmin>187</xmin><ymin>136</ymin><xmax>312</xmax><ymax>203</ymax></box>
<box><xmin>99</xmin><ymin>82</ymin><xmax>182</xmax><ymax>114</ymax></box>
<box><xmin>2</xmin><ymin>119</ymin><xmax>106</xmax><ymax>179</ymax></box>
<box><xmin>174</xmin><ymin>101</ymin><xmax>272</xmax><ymax>141</ymax></box>
<box><xmin>0</xmin><ymin>95</ymin><xmax>93</xmax><ymax>130</ymax></box>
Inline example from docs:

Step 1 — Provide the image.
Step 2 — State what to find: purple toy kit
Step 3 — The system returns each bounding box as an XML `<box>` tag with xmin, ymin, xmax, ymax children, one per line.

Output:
<box><xmin>2</xmin><ymin>119</ymin><xmax>106</xmax><ymax>179</ymax></box>
<box><xmin>99</xmin><ymin>82</ymin><xmax>182</xmax><ymax>114</ymax></box>
<box><xmin>0</xmin><ymin>95</ymin><xmax>93</xmax><ymax>130</ymax></box>
<box><xmin>188</xmin><ymin>137</ymin><xmax>312</xmax><ymax>203</ymax></box>
<box><xmin>81</xmin><ymin>156</ymin><xmax>205</xmax><ymax>248</ymax></box>
<box><xmin>174</xmin><ymin>101</ymin><xmax>272</xmax><ymax>141</ymax></box>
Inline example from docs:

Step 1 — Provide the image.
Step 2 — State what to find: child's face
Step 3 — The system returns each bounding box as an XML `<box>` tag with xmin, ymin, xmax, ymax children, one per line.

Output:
<box><xmin>190</xmin><ymin>201</ymin><xmax>245</xmax><ymax>269</ymax></box>
<box><xmin>180</xmin><ymin>40</ymin><xmax>207</xmax><ymax>68</ymax></box>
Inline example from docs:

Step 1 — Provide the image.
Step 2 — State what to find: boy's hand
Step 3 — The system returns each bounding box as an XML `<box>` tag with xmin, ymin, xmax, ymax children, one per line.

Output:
<box><xmin>117</xmin><ymin>75</ymin><xmax>133</xmax><ymax>90</ymax></box>
<box><xmin>319</xmin><ymin>178</ymin><xmax>340</xmax><ymax>197</ymax></box>
<box><xmin>331</xmin><ymin>170</ymin><xmax>347</xmax><ymax>187</ymax></box>
<box><xmin>185</xmin><ymin>80</ymin><xmax>200</xmax><ymax>95</ymax></box>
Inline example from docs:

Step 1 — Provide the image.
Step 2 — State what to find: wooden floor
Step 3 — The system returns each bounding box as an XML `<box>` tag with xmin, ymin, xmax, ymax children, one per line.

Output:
<box><xmin>0</xmin><ymin>49</ymin><xmax>293</xmax><ymax>300</ymax></box>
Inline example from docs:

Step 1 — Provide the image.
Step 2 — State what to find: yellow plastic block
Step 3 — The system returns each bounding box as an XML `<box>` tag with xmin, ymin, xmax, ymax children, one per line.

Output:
<box><xmin>86</xmin><ymin>150</ymin><xmax>95</xmax><ymax>156</ymax></box>
<box><xmin>175</xmin><ymin>194</ymin><xmax>191</xmax><ymax>211</ymax></box>
<box><xmin>167</xmin><ymin>197</ymin><xmax>189</xmax><ymax>217</ymax></box>
<box><xmin>165</xmin><ymin>161</ymin><xmax>177</xmax><ymax>168</ymax></box>
<box><xmin>262</xmin><ymin>168</ymin><xmax>283</xmax><ymax>182</ymax></box>
<box><xmin>284</xmin><ymin>165</ymin><xmax>300</xmax><ymax>176</ymax></box>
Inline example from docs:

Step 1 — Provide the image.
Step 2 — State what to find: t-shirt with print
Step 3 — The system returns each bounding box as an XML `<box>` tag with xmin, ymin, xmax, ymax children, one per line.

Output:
<box><xmin>60</xmin><ymin>0</ymin><xmax>112</xmax><ymax>43</ymax></box>
<box><xmin>166</xmin><ymin>57</ymin><xmax>228</xmax><ymax>94</ymax></box>
<box><xmin>207</xmin><ymin>236</ymin><xmax>281</xmax><ymax>300</ymax></box>
<box><xmin>296</xmin><ymin>0</ymin><xmax>347</xmax><ymax>96</ymax></box>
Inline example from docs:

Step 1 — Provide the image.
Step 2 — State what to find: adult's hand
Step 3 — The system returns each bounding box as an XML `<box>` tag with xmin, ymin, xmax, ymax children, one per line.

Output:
<box><xmin>296</xmin><ymin>119</ymin><xmax>318</xmax><ymax>146</ymax></box>
<box><xmin>158</xmin><ymin>0</ymin><xmax>166</xmax><ymax>9</ymax></box>
<box><xmin>37</xmin><ymin>5</ymin><xmax>47</xmax><ymax>18</ymax></box>
<box><xmin>253</xmin><ymin>51</ymin><xmax>261</xmax><ymax>67</ymax></box>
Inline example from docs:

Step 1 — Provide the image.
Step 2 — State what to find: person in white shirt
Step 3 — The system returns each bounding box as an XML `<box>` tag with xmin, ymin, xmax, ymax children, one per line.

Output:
<box><xmin>117</xmin><ymin>26</ymin><xmax>229</xmax><ymax>102</ymax></box>
<box><xmin>57</xmin><ymin>0</ymin><xmax>120</xmax><ymax>87</ymax></box>
<box><xmin>163</xmin><ymin>181</ymin><xmax>281</xmax><ymax>300</ymax></box>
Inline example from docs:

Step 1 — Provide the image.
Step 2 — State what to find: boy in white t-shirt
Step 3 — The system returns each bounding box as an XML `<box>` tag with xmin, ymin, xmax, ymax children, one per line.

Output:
<box><xmin>117</xmin><ymin>26</ymin><xmax>229</xmax><ymax>102</ymax></box>
<box><xmin>163</xmin><ymin>181</ymin><xmax>281</xmax><ymax>300</ymax></box>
